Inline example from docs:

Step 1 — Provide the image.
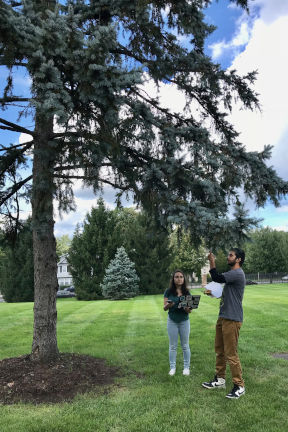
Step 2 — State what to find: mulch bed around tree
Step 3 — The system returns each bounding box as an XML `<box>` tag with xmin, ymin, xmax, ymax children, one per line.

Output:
<box><xmin>272</xmin><ymin>352</ymin><xmax>288</xmax><ymax>360</ymax></box>
<box><xmin>0</xmin><ymin>353</ymin><xmax>122</xmax><ymax>405</ymax></box>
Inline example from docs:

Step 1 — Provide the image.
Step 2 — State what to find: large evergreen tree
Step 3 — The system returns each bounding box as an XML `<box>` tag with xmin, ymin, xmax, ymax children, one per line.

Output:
<box><xmin>68</xmin><ymin>198</ymin><xmax>116</xmax><ymax>299</ymax></box>
<box><xmin>69</xmin><ymin>206</ymin><xmax>172</xmax><ymax>297</ymax></box>
<box><xmin>1</xmin><ymin>0</ymin><xmax>287</xmax><ymax>361</ymax></box>
<box><xmin>0</xmin><ymin>220</ymin><xmax>34</xmax><ymax>302</ymax></box>
<box><xmin>125</xmin><ymin>212</ymin><xmax>172</xmax><ymax>294</ymax></box>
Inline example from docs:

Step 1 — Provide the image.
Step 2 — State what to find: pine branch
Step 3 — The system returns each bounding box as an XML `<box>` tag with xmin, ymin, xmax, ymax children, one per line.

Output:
<box><xmin>0</xmin><ymin>97</ymin><xmax>30</xmax><ymax>103</ymax></box>
<box><xmin>112</xmin><ymin>44</ymin><xmax>191</xmax><ymax>74</ymax></box>
<box><xmin>0</xmin><ymin>209</ymin><xmax>23</xmax><ymax>222</ymax></box>
<box><xmin>129</xmin><ymin>87</ymin><xmax>200</xmax><ymax>129</ymax></box>
<box><xmin>52</xmin><ymin>131</ymin><xmax>97</xmax><ymax>139</ymax></box>
<box><xmin>0</xmin><ymin>58</ymin><xmax>27</xmax><ymax>67</ymax></box>
<box><xmin>0</xmin><ymin>175</ymin><xmax>33</xmax><ymax>207</ymax></box>
<box><xmin>0</xmin><ymin>140</ymin><xmax>34</xmax><ymax>152</ymax></box>
<box><xmin>53</xmin><ymin>163</ymin><xmax>113</xmax><ymax>171</ymax></box>
<box><xmin>0</xmin><ymin>118</ymin><xmax>34</xmax><ymax>136</ymax></box>
<box><xmin>53</xmin><ymin>174</ymin><xmax>130</xmax><ymax>191</ymax></box>
<box><xmin>10</xmin><ymin>1</ymin><xmax>22</xmax><ymax>6</ymax></box>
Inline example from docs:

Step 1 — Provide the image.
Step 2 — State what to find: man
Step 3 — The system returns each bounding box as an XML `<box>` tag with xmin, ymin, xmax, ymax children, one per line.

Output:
<box><xmin>202</xmin><ymin>248</ymin><xmax>246</xmax><ymax>399</ymax></box>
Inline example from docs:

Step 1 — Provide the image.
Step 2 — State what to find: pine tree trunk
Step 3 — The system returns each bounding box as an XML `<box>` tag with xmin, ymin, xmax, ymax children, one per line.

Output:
<box><xmin>31</xmin><ymin>113</ymin><xmax>59</xmax><ymax>362</ymax></box>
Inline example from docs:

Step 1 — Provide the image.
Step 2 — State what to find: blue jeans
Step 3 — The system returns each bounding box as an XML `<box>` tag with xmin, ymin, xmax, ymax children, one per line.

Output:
<box><xmin>167</xmin><ymin>316</ymin><xmax>191</xmax><ymax>369</ymax></box>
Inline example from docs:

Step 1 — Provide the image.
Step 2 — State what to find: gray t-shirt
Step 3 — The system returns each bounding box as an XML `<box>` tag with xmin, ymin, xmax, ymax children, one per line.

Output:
<box><xmin>219</xmin><ymin>268</ymin><xmax>245</xmax><ymax>322</ymax></box>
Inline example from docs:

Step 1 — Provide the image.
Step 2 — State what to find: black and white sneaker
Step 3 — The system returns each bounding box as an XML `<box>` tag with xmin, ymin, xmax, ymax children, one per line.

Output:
<box><xmin>202</xmin><ymin>375</ymin><xmax>226</xmax><ymax>389</ymax></box>
<box><xmin>226</xmin><ymin>384</ymin><xmax>245</xmax><ymax>399</ymax></box>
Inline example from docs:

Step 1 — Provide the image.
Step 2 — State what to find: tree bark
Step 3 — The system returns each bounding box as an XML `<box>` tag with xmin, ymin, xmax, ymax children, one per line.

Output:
<box><xmin>31</xmin><ymin>113</ymin><xmax>59</xmax><ymax>362</ymax></box>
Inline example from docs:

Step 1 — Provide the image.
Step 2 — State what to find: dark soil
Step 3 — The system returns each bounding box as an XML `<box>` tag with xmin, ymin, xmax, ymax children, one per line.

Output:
<box><xmin>272</xmin><ymin>352</ymin><xmax>288</xmax><ymax>360</ymax></box>
<box><xmin>0</xmin><ymin>353</ymin><xmax>122</xmax><ymax>405</ymax></box>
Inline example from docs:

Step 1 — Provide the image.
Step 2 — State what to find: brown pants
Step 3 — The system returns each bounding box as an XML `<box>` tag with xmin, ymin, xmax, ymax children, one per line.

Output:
<box><xmin>215</xmin><ymin>317</ymin><xmax>244</xmax><ymax>387</ymax></box>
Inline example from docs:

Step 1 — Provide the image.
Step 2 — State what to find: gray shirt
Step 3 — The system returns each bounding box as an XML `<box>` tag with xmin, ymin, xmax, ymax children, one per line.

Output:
<box><xmin>219</xmin><ymin>268</ymin><xmax>245</xmax><ymax>322</ymax></box>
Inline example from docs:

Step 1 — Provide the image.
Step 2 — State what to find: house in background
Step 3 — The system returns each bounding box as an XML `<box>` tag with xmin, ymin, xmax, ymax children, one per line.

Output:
<box><xmin>57</xmin><ymin>255</ymin><xmax>73</xmax><ymax>287</ymax></box>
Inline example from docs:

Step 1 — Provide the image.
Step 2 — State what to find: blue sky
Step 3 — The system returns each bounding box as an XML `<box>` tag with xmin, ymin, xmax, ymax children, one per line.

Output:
<box><xmin>1</xmin><ymin>0</ymin><xmax>288</xmax><ymax>236</ymax></box>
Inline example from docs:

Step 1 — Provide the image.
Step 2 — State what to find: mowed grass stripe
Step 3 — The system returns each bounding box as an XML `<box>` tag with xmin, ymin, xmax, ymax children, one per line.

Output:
<box><xmin>58</xmin><ymin>299</ymin><xmax>137</xmax><ymax>361</ymax></box>
<box><xmin>0</xmin><ymin>285</ymin><xmax>288</xmax><ymax>432</ymax></box>
<box><xmin>0</xmin><ymin>303</ymin><xmax>34</xmax><ymax>359</ymax></box>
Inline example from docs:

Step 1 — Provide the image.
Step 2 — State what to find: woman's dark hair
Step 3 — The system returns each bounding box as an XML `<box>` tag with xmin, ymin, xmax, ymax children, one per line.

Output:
<box><xmin>168</xmin><ymin>269</ymin><xmax>190</xmax><ymax>295</ymax></box>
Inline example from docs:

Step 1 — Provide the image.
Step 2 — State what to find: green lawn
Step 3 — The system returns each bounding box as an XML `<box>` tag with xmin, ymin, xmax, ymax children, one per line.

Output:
<box><xmin>0</xmin><ymin>284</ymin><xmax>288</xmax><ymax>432</ymax></box>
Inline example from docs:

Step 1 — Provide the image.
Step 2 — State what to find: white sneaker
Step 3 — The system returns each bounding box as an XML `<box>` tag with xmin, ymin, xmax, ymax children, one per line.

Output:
<box><xmin>202</xmin><ymin>375</ymin><xmax>226</xmax><ymax>389</ymax></box>
<box><xmin>168</xmin><ymin>368</ymin><xmax>176</xmax><ymax>376</ymax></box>
<box><xmin>226</xmin><ymin>385</ymin><xmax>245</xmax><ymax>399</ymax></box>
<box><xmin>183</xmin><ymin>368</ymin><xmax>190</xmax><ymax>376</ymax></box>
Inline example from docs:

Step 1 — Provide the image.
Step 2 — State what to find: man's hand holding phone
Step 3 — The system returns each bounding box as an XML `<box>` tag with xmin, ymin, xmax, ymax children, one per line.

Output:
<box><xmin>204</xmin><ymin>289</ymin><xmax>212</xmax><ymax>296</ymax></box>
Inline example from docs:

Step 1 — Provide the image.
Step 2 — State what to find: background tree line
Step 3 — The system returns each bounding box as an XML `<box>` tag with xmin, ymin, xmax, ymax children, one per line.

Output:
<box><xmin>1</xmin><ymin>205</ymin><xmax>288</xmax><ymax>302</ymax></box>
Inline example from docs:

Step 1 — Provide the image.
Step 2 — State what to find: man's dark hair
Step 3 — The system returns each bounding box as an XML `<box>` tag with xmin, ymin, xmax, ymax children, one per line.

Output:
<box><xmin>231</xmin><ymin>248</ymin><xmax>245</xmax><ymax>266</ymax></box>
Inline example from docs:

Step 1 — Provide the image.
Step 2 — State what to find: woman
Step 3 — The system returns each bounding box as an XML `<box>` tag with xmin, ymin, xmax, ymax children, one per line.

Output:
<box><xmin>164</xmin><ymin>270</ymin><xmax>192</xmax><ymax>376</ymax></box>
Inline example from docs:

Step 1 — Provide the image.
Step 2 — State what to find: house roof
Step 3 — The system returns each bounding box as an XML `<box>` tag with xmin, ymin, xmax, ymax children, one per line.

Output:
<box><xmin>58</xmin><ymin>255</ymin><xmax>68</xmax><ymax>265</ymax></box>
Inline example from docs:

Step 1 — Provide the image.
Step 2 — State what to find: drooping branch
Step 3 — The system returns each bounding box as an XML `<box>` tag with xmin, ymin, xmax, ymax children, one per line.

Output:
<box><xmin>10</xmin><ymin>1</ymin><xmax>23</xmax><ymax>6</ymax></box>
<box><xmin>53</xmin><ymin>174</ymin><xmax>130</xmax><ymax>191</ymax></box>
<box><xmin>0</xmin><ymin>175</ymin><xmax>33</xmax><ymax>207</ymax></box>
<box><xmin>130</xmin><ymin>88</ymin><xmax>199</xmax><ymax>128</ymax></box>
<box><xmin>0</xmin><ymin>58</ymin><xmax>27</xmax><ymax>67</ymax></box>
<box><xmin>0</xmin><ymin>118</ymin><xmax>34</xmax><ymax>136</ymax></box>
<box><xmin>52</xmin><ymin>130</ymin><xmax>97</xmax><ymax>139</ymax></box>
<box><xmin>0</xmin><ymin>140</ymin><xmax>34</xmax><ymax>152</ymax></box>
<box><xmin>0</xmin><ymin>97</ymin><xmax>30</xmax><ymax>103</ymax></box>
<box><xmin>54</xmin><ymin>163</ymin><xmax>108</xmax><ymax>171</ymax></box>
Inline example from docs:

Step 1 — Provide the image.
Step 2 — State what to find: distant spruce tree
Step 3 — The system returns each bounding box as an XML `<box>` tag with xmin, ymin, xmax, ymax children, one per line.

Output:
<box><xmin>1</xmin><ymin>0</ymin><xmax>287</xmax><ymax>362</ymax></box>
<box><xmin>0</xmin><ymin>220</ymin><xmax>34</xmax><ymax>302</ymax></box>
<box><xmin>101</xmin><ymin>247</ymin><xmax>139</xmax><ymax>300</ymax></box>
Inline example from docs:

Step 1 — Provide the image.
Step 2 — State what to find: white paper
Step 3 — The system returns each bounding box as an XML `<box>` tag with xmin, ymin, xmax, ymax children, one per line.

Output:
<box><xmin>205</xmin><ymin>282</ymin><xmax>223</xmax><ymax>298</ymax></box>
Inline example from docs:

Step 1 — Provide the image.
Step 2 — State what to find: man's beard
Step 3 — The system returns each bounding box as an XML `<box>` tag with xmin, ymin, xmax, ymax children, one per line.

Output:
<box><xmin>228</xmin><ymin>259</ymin><xmax>237</xmax><ymax>267</ymax></box>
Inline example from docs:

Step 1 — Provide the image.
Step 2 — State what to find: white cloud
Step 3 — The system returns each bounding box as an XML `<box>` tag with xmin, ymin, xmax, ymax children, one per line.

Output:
<box><xmin>269</xmin><ymin>225</ymin><xmax>288</xmax><ymax>232</ymax></box>
<box><xmin>251</xmin><ymin>0</ymin><xmax>288</xmax><ymax>24</ymax></box>
<box><xmin>19</xmin><ymin>133</ymin><xmax>33</xmax><ymax>144</ymax></box>
<box><xmin>227</xmin><ymin>13</ymin><xmax>288</xmax><ymax>180</ymax></box>
<box><xmin>277</xmin><ymin>206</ymin><xmax>288</xmax><ymax>213</ymax></box>
<box><xmin>54</xmin><ymin>184</ymin><xmax>136</xmax><ymax>237</ymax></box>
<box><xmin>209</xmin><ymin>21</ymin><xmax>251</xmax><ymax>60</ymax></box>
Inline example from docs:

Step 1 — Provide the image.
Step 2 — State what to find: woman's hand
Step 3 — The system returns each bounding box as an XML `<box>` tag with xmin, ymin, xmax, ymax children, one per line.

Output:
<box><xmin>184</xmin><ymin>306</ymin><xmax>192</xmax><ymax>313</ymax></box>
<box><xmin>164</xmin><ymin>301</ymin><xmax>175</xmax><ymax>311</ymax></box>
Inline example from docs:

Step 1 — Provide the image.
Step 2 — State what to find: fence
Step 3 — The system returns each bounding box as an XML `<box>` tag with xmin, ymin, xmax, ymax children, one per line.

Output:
<box><xmin>245</xmin><ymin>272</ymin><xmax>288</xmax><ymax>284</ymax></box>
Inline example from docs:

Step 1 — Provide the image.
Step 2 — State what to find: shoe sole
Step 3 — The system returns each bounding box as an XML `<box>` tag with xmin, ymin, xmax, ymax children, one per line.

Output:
<box><xmin>202</xmin><ymin>383</ymin><xmax>226</xmax><ymax>389</ymax></box>
<box><xmin>226</xmin><ymin>391</ymin><xmax>245</xmax><ymax>399</ymax></box>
